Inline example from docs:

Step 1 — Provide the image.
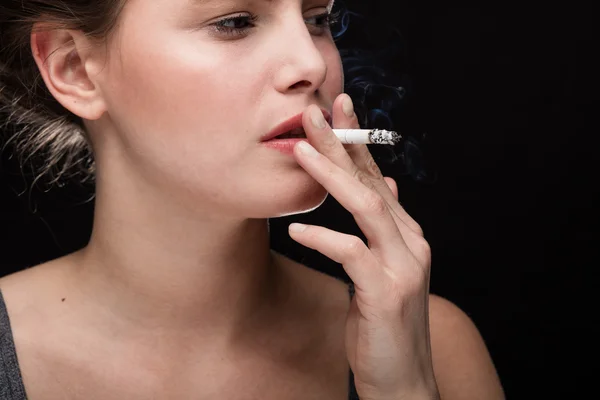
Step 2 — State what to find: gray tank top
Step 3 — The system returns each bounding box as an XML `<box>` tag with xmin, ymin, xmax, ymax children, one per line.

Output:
<box><xmin>0</xmin><ymin>284</ymin><xmax>359</xmax><ymax>399</ymax></box>
<box><xmin>0</xmin><ymin>289</ymin><xmax>27</xmax><ymax>399</ymax></box>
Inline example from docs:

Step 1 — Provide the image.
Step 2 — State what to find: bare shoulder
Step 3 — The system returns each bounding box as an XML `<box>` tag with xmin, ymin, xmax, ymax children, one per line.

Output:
<box><xmin>0</xmin><ymin>262</ymin><xmax>50</xmax><ymax>313</ymax></box>
<box><xmin>428</xmin><ymin>294</ymin><xmax>505</xmax><ymax>400</ymax></box>
<box><xmin>282</xmin><ymin>257</ymin><xmax>506</xmax><ymax>399</ymax></box>
<box><xmin>0</xmin><ymin>258</ymin><xmax>76</xmax><ymax>384</ymax></box>
<box><xmin>0</xmin><ymin>255</ymin><xmax>77</xmax><ymax>329</ymax></box>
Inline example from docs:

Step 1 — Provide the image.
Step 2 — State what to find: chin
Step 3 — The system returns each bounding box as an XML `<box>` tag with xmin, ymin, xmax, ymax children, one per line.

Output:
<box><xmin>270</xmin><ymin>187</ymin><xmax>329</xmax><ymax>218</ymax></box>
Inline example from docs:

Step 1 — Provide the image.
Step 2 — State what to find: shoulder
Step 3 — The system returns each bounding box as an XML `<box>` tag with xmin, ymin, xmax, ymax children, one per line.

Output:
<box><xmin>0</xmin><ymin>255</ymin><xmax>77</xmax><ymax>329</ymax></box>
<box><xmin>428</xmin><ymin>294</ymin><xmax>505</xmax><ymax>400</ymax></box>
<box><xmin>0</xmin><ymin>265</ymin><xmax>44</xmax><ymax>317</ymax></box>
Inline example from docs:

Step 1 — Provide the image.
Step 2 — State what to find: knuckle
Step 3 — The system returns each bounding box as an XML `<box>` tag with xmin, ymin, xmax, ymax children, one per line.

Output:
<box><xmin>354</xmin><ymin>168</ymin><xmax>373</xmax><ymax>189</ymax></box>
<box><xmin>407</xmin><ymin>234</ymin><xmax>431</xmax><ymax>264</ymax></box>
<box><xmin>353</xmin><ymin>167</ymin><xmax>384</xmax><ymax>201</ymax></box>
<box><xmin>361</xmin><ymin>190</ymin><xmax>388</xmax><ymax>216</ymax></box>
<box><xmin>409</xmin><ymin>222</ymin><xmax>425</xmax><ymax>238</ymax></box>
<box><xmin>363</xmin><ymin>154</ymin><xmax>384</xmax><ymax>179</ymax></box>
<box><xmin>421</xmin><ymin>237</ymin><xmax>432</xmax><ymax>253</ymax></box>
<box><xmin>418</xmin><ymin>239</ymin><xmax>431</xmax><ymax>254</ymax></box>
<box><xmin>416</xmin><ymin>238</ymin><xmax>431</xmax><ymax>260</ymax></box>
<box><xmin>399</xmin><ymin>213</ymin><xmax>425</xmax><ymax>237</ymax></box>
<box><xmin>343</xmin><ymin>235</ymin><xmax>366</xmax><ymax>256</ymax></box>
<box><xmin>323</xmin><ymin>129</ymin><xmax>342</xmax><ymax>149</ymax></box>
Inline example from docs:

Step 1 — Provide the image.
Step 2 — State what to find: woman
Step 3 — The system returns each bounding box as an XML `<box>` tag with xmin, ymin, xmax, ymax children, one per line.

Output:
<box><xmin>0</xmin><ymin>0</ymin><xmax>504</xmax><ymax>399</ymax></box>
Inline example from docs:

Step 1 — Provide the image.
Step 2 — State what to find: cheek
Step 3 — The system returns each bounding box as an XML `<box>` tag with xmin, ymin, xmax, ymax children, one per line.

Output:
<box><xmin>99</xmin><ymin>46</ymin><xmax>250</xmax><ymax>188</ymax></box>
<box><xmin>101</xmin><ymin>35</ymin><xmax>256</xmax><ymax>166</ymax></box>
<box><xmin>324</xmin><ymin>48</ymin><xmax>345</xmax><ymax>96</ymax></box>
<box><xmin>108</xmin><ymin>51</ymin><xmax>225</xmax><ymax>132</ymax></box>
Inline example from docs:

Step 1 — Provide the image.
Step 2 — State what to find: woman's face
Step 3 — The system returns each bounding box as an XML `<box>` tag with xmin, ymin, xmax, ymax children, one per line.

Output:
<box><xmin>93</xmin><ymin>0</ymin><xmax>343</xmax><ymax>218</ymax></box>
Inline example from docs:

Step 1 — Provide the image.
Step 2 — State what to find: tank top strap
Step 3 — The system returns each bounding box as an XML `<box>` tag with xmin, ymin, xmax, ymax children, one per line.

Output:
<box><xmin>0</xmin><ymin>288</ymin><xmax>29</xmax><ymax>399</ymax></box>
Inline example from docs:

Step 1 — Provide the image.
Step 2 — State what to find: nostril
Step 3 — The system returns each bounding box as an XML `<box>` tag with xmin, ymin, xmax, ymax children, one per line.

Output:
<box><xmin>290</xmin><ymin>81</ymin><xmax>311</xmax><ymax>90</ymax></box>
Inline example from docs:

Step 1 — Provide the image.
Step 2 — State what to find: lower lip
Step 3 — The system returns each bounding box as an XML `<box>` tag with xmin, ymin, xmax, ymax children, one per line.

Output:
<box><xmin>261</xmin><ymin>138</ymin><xmax>308</xmax><ymax>155</ymax></box>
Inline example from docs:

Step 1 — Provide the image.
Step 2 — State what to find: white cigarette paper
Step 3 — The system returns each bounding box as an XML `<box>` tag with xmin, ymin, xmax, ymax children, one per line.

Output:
<box><xmin>332</xmin><ymin>129</ymin><xmax>401</xmax><ymax>145</ymax></box>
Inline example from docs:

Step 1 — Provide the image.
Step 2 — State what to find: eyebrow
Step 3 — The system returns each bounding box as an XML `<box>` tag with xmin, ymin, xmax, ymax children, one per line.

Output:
<box><xmin>189</xmin><ymin>0</ymin><xmax>334</xmax><ymax>7</ymax></box>
<box><xmin>190</xmin><ymin>0</ymin><xmax>276</xmax><ymax>4</ymax></box>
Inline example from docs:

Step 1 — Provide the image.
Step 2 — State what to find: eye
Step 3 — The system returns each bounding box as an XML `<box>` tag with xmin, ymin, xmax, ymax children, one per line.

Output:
<box><xmin>210</xmin><ymin>14</ymin><xmax>258</xmax><ymax>38</ymax></box>
<box><xmin>209</xmin><ymin>9</ymin><xmax>341</xmax><ymax>39</ymax></box>
<box><xmin>308</xmin><ymin>13</ymin><xmax>335</xmax><ymax>27</ymax></box>
<box><xmin>305</xmin><ymin>10</ymin><xmax>340</xmax><ymax>31</ymax></box>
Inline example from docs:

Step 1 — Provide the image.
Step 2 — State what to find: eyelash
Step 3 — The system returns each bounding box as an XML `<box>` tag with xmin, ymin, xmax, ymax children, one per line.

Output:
<box><xmin>211</xmin><ymin>10</ymin><xmax>341</xmax><ymax>38</ymax></box>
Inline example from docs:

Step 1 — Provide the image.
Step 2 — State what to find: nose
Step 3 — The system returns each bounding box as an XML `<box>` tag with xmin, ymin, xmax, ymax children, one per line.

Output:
<box><xmin>272</xmin><ymin>15</ymin><xmax>329</xmax><ymax>94</ymax></box>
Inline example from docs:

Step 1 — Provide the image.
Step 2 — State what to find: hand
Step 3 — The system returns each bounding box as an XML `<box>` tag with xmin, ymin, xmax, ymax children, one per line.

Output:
<box><xmin>288</xmin><ymin>94</ymin><xmax>440</xmax><ymax>400</ymax></box>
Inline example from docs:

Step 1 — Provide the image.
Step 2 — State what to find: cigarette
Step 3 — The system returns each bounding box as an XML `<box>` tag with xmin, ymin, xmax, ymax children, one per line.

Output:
<box><xmin>332</xmin><ymin>129</ymin><xmax>401</xmax><ymax>145</ymax></box>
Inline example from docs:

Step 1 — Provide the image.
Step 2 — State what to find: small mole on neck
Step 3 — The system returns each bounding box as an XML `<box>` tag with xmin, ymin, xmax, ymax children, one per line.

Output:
<box><xmin>61</xmin><ymin>298</ymin><xmax>66</xmax><ymax>302</ymax></box>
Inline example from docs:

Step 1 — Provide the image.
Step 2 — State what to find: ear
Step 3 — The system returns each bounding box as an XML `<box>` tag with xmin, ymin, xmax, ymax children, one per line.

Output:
<box><xmin>30</xmin><ymin>25</ymin><xmax>107</xmax><ymax>121</ymax></box>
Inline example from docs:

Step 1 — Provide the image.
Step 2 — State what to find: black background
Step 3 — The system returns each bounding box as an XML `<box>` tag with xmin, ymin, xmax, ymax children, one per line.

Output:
<box><xmin>1</xmin><ymin>1</ymin><xmax>594</xmax><ymax>398</ymax></box>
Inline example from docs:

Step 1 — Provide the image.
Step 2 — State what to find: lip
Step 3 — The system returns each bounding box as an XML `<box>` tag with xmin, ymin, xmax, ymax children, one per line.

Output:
<box><xmin>261</xmin><ymin>108</ymin><xmax>332</xmax><ymax>142</ymax></box>
<box><xmin>261</xmin><ymin>138</ymin><xmax>309</xmax><ymax>155</ymax></box>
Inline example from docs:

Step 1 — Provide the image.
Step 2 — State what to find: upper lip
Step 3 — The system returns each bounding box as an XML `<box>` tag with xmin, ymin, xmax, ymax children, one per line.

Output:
<box><xmin>261</xmin><ymin>108</ymin><xmax>332</xmax><ymax>142</ymax></box>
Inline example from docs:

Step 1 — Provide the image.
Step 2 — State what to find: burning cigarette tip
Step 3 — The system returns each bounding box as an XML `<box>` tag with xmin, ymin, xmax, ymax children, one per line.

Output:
<box><xmin>368</xmin><ymin>129</ymin><xmax>402</xmax><ymax>145</ymax></box>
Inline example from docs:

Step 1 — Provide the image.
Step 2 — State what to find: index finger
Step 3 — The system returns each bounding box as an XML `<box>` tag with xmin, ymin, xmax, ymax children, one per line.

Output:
<box><xmin>293</xmin><ymin>139</ymin><xmax>408</xmax><ymax>255</ymax></box>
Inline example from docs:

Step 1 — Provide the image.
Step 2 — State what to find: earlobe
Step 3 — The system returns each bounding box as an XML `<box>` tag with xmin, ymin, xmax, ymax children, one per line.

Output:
<box><xmin>30</xmin><ymin>26</ymin><xmax>106</xmax><ymax>121</ymax></box>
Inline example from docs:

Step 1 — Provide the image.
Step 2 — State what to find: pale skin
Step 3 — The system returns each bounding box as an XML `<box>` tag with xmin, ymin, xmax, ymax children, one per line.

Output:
<box><xmin>0</xmin><ymin>0</ymin><xmax>504</xmax><ymax>399</ymax></box>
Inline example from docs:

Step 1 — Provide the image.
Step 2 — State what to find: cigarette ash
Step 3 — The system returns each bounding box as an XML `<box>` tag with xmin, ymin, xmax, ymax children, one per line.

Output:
<box><xmin>369</xmin><ymin>129</ymin><xmax>402</xmax><ymax>145</ymax></box>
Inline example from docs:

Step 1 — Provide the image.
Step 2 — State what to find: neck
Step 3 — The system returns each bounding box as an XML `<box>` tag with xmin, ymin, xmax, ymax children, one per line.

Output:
<box><xmin>69</xmin><ymin>174</ymin><xmax>288</xmax><ymax>346</ymax></box>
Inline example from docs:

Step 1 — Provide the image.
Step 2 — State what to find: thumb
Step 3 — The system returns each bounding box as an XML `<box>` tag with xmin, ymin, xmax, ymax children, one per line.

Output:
<box><xmin>383</xmin><ymin>177</ymin><xmax>398</xmax><ymax>200</ymax></box>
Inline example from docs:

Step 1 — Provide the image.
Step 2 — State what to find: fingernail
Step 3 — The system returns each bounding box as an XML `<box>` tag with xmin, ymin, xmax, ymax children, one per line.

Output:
<box><xmin>342</xmin><ymin>95</ymin><xmax>354</xmax><ymax>118</ymax></box>
<box><xmin>311</xmin><ymin>108</ymin><xmax>326</xmax><ymax>129</ymax></box>
<box><xmin>289</xmin><ymin>223</ymin><xmax>307</xmax><ymax>233</ymax></box>
<box><xmin>297</xmin><ymin>141</ymin><xmax>319</xmax><ymax>158</ymax></box>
